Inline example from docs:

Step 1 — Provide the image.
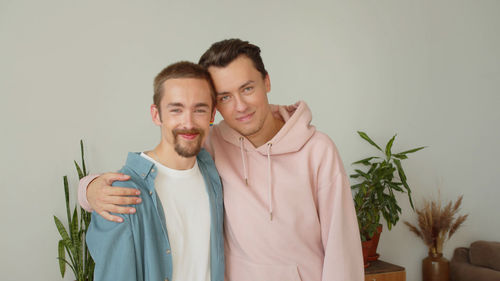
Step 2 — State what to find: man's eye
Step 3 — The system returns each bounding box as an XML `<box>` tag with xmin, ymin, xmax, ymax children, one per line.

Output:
<box><xmin>243</xmin><ymin>87</ymin><xmax>253</xmax><ymax>93</ymax></box>
<box><xmin>170</xmin><ymin>109</ymin><xmax>181</xmax><ymax>113</ymax></box>
<box><xmin>195</xmin><ymin>109</ymin><xmax>208</xmax><ymax>113</ymax></box>
<box><xmin>219</xmin><ymin>95</ymin><xmax>231</xmax><ymax>103</ymax></box>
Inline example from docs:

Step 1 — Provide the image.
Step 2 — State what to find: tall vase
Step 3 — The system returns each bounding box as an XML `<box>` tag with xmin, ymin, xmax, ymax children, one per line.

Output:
<box><xmin>422</xmin><ymin>252</ymin><xmax>450</xmax><ymax>281</ymax></box>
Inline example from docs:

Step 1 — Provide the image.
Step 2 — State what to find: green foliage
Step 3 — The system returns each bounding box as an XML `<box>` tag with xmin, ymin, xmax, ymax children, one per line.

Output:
<box><xmin>351</xmin><ymin>131</ymin><xmax>425</xmax><ymax>241</ymax></box>
<box><xmin>53</xmin><ymin>140</ymin><xmax>94</xmax><ymax>281</ymax></box>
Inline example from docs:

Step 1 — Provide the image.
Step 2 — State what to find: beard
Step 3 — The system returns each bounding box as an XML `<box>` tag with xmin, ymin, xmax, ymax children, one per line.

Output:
<box><xmin>172</xmin><ymin>128</ymin><xmax>204</xmax><ymax>158</ymax></box>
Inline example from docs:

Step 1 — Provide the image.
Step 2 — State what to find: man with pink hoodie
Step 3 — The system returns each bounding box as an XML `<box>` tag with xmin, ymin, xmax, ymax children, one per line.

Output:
<box><xmin>78</xmin><ymin>39</ymin><xmax>364</xmax><ymax>281</ymax></box>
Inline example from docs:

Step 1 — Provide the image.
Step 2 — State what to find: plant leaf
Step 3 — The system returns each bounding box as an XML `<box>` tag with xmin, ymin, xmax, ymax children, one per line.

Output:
<box><xmin>354</xmin><ymin>169</ymin><xmax>370</xmax><ymax>180</ymax></box>
<box><xmin>74</xmin><ymin>161</ymin><xmax>84</xmax><ymax>180</ymax></box>
<box><xmin>393</xmin><ymin>159</ymin><xmax>407</xmax><ymax>182</ymax></box>
<box><xmin>54</xmin><ymin>216</ymin><xmax>77</xmax><ymax>259</ymax></box>
<box><xmin>398</xmin><ymin>146</ymin><xmax>426</xmax><ymax>155</ymax></box>
<box><xmin>352</xmin><ymin>156</ymin><xmax>379</xmax><ymax>166</ymax></box>
<box><xmin>58</xmin><ymin>240</ymin><xmax>66</xmax><ymax>277</ymax></box>
<box><xmin>63</xmin><ymin>176</ymin><xmax>71</xmax><ymax>227</ymax></box>
<box><xmin>385</xmin><ymin>134</ymin><xmax>396</xmax><ymax>159</ymax></box>
<box><xmin>392</xmin><ymin>153</ymin><xmax>408</xmax><ymax>160</ymax></box>
<box><xmin>393</xmin><ymin>159</ymin><xmax>415</xmax><ymax>209</ymax></box>
<box><xmin>80</xmin><ymin>140</ymin><xmax>87</xmax><ymax>176</ymax></box>
<box><xmin>350</xmin><ymin>183</ymin><xmax>364</xmax><ymax>191</ymax></box>
<box><xmin>357</xmin><ymin>131</ymin><xmax>382</xmax><ymax>151</ymax></box>
<box><xmin>57</xmin><ymin>257</ymin><xmax>76</xmax><ymax>278</ymax></box>
<box><xmin>72</xmin><ymin>207</ymin><xmax>80</xmax><ymax>255</ymax></box>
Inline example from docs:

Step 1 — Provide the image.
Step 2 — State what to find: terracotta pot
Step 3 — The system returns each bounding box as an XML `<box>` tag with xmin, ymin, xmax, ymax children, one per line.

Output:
<box><xmin>361</xmin><ymin>225</ymin><xmax>382</xmax><ymax>267</ymax></box>
<box><xmin>422</xmin><ymin>252</ymin><xmax>450</xmax><ymax>281</ymax></box>
<box><xmin>366</xmin><ymin>225</ymin><xmax>382</xmax><ymax>262</ymax></box>
<box><xmin>361</xmin><ymin>240</ymin><xmax>371</xmax><ymax>268</ymax></box>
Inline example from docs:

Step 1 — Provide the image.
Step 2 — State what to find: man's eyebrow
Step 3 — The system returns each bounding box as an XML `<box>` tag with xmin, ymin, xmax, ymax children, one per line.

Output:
<box><xmin>216</xmin><ymin>80</ymin><xmax>255</xmax><ymax>96</ymax></box>
<box><xmin>239</xmin><ymin>80</ymin><xmax>255</xmax><ymax>91</ymax></box>
<box><xmin>167</xmin><ymin>102</ymin><xmax>210</xmax><ymax>108</ymax></box>
<box><xmin>194</xmin><ymin>103</ymin><xmax>210</xmax><ymax>108</ymax></box>
<box><xmin>167</xmin><ymin>102</ymin><xmax>184</xmax><ymax>107</ymax></box>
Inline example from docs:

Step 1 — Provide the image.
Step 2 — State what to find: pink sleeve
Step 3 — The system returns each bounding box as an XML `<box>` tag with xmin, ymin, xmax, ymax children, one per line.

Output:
<box><xmin>317</xmin><ymin>145</ymin><xmax>364</xmax><ymax>281</ymax></box>
<box><xmin>78</xmin><ymin>174</ymin><xmax>100</xmax><ymax>212</ymax></box>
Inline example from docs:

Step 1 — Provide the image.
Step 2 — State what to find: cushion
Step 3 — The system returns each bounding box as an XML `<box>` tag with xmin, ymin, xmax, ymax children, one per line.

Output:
<box><xmin>451</xmin><ymin>247</ymin><xmax>500</xmax><ymax>281</ymax></box>
<box><xmin>469</xmin><ymin>240</ymin><xmax>500</xmax><ymax>271</ymax></box>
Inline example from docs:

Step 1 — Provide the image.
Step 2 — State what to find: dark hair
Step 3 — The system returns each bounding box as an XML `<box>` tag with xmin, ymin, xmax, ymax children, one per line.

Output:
<box><xmin>153</xmin><ymin>61</ymin><xmax>216</xmax><ymax>110</ymax></box>
<box><xmin>198</xmin><ymin>38</ymin><xmax>267</xmax><ymax>78</ymax></box>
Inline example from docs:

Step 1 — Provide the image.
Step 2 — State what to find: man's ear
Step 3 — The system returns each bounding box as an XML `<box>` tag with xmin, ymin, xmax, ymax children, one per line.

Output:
<box><xmin>151</xmin><ymin>104</ymin><xmax>162</xmax><ymax>125</ymax></box>
<box><xmin>210</xmin><ymin>108</ymin><xmax>216</xmax><ymax>124</ymax></box>
<box><xmin>264</xmin><ymin>74</ymin><xmax>271</xmax><ymax>93</ymax></box>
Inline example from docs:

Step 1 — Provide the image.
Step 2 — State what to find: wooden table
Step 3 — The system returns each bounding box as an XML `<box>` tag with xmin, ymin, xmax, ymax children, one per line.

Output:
<box><xmin>364</xmin><ymin>260</ymin><xmax>406</xmax><ymax>281</ymax></box>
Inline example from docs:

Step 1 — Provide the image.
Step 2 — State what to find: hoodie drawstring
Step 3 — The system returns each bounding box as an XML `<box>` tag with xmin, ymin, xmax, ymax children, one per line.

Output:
<box><xmin>238</xmin><ymin>137</ymin><xmax>274</xmax><ymax>221</ymax></box>
<box><xmin>239</xmin><ymin>137</ymin><xmax>248</xmax><ymax>186</ymax></box>
<box><xmin>267</xmin><ymin>142</ymin><xmax>273</xmax><ymax>221</ymax></box>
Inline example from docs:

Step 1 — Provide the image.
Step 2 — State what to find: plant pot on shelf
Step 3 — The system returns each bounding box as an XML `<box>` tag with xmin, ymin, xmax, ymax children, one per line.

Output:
<box><xmin>361</xmin><ymin>225</ymin><xmax>382</xmax><ymax>267</ymax></box>
<box><xmin>366</xmin><ymin>225</ymin><xmax>382</xmax><ymax>261</ymax></box>
<box><xmin>422</xmin><ymin>252</ymin><xmax>450</xmax><ymax>281</ymax></box>
<box><xmin>361</xmin><ymin>241</ymin><xmax>370</xmax><ymax>268</ymax></box>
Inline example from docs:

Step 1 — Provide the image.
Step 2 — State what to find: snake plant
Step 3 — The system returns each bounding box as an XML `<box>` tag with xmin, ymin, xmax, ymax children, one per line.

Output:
<box><xmin>53</xmin><ymin>140</ymin><xmax>94</xmax><ymax>281</ymax></box>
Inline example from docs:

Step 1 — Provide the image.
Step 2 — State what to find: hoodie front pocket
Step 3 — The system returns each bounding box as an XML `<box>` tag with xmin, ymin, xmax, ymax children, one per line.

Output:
<box><xmin>226</xmin><ymin>254</ymin><xmax>302</xmax><ymax>281</ymax></box>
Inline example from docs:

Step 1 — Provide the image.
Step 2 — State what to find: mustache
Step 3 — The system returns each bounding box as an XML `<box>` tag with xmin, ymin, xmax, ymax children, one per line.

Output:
<box><xmin>172</xmin><ymin>128</ymin><xmax>203</xmax><ymax>137</ymax></box>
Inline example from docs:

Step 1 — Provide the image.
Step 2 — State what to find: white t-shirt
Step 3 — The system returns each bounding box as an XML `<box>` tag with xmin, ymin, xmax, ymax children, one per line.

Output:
<box><xmin>141</xmin><ymin>153</ymin><xmax>211</xmax><ymax>281</ymax></box>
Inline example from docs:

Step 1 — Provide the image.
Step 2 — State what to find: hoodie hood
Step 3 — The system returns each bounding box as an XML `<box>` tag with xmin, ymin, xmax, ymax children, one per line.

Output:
<box><xmin>214</xmin><ymin>101</ymin><xmax>316</xmax><ymax>220</ymax></box>
<box><xmin>217</xmin><ymin>101</ymin><xmax>316</xmax><ymax>155</ymax></box>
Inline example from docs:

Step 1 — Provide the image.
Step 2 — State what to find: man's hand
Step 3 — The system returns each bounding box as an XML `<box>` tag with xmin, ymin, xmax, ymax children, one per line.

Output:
<box><xmin>88</xmin><ymin>173</ymin><xmax>142</xmax><ymax>223</ymax></box>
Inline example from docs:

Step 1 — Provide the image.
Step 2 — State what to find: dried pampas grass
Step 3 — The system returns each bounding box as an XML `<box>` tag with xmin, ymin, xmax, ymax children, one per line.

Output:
<box><xmin>404</xmin><ymin>195</ymin><xmax>468</xmax><ymax>255</ymax></box>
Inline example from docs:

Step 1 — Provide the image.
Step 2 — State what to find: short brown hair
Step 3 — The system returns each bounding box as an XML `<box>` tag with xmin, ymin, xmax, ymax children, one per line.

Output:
<box><xmin>198</xmin><ymin>39</ymin><xmax>268</xmax><ymax>78</ymax></box>
<box><xmin>153</xmin><ymin>61</ymin><xmax>216</xmax><ymax>110</ymax></box>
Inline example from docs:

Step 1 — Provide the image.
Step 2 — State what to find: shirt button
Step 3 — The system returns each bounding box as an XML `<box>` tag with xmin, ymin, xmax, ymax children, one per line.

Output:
<box><xmin>151</xmin><ymin>169</ymin><xmax>155</xmax><ymax>172</ymax></box>
<box><xmin>141</xmin><ymin>173</ymin><xmax>145</xmax><ymax>177</ymax></box>
<box><xmin>149</xmin><ymin>191</ymin><xmax>153</xmax><ymax>195</ymax></box>
<box><xmin>166</xmin><ymin>249</ymin><xmax>171</xmax><ymax>254</ymax></box>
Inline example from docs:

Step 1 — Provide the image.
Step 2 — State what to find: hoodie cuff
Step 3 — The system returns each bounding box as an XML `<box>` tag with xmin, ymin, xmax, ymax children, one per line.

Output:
<box><xmin>78</xmin><ymin>174</ymin><xmax>100</xmax><ymax>212</ymax></box>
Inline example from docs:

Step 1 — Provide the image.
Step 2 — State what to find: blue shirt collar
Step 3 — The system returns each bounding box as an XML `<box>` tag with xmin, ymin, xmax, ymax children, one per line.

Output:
<box><xmin>125</xmin><ymin>152</ymin><xmax>157</xmax><ymax>181</ymax></box>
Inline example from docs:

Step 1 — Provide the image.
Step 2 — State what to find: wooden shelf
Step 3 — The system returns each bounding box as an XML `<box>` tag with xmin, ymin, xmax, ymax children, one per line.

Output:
<box><xmin>365</xmin><ymin>260</ymin><xmax>406</xmax><ymax>281</ymax></box>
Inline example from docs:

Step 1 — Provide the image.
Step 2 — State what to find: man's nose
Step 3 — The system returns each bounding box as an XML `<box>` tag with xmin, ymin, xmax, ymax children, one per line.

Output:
<box><xmin>234</xmin><ymin>94</ymin><xmax>249</xmax><ymax>112</ymax></box>
<box><xmin>182</xmin><ymin>112</ymin><xmax>195</xmax><ymax>128</ymax></box>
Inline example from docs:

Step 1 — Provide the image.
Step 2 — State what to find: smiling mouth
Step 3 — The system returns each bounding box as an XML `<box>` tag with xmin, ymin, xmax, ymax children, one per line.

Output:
<box><xmin>178</xmin><ymin>133</ymin><xmax>199</xmax><ymax>140</ymax></box>
<box><xmin>173</xmin><ymin>128</ymin><xmax>203</xmax><ymax>141</ymax></box>
<box><xmin>236</xmin><ymin>112</ymin><xmax>255</xmax><ymax>122</ymax></box>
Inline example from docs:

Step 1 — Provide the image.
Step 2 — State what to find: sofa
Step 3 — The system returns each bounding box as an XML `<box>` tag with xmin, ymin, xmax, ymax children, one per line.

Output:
<box><xmin>450</xmin><ymin>240</ymin><xmax>500</xmax><ymax>281</ymax></box>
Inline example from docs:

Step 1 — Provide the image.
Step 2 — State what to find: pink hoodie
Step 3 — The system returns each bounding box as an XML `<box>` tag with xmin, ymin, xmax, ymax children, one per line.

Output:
<box><xmin>79</xmin><ymin>101</ymin><xmax>364</xmax><ymax>281</ymax></box>
<box><xmin>205</xmin><ymin>101</ymin><xmax>363</xmax><ymax>281</ymax></box>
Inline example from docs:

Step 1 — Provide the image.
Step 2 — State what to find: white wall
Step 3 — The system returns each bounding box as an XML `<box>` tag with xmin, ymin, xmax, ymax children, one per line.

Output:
<box><xmin>1</xmin><ymin>1</ymin><xmax>498</xmax><ymax>280</ymax></box>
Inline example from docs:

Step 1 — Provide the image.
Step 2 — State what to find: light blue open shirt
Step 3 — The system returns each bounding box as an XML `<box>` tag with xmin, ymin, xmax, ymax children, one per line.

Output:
<box><xmin>86</xmin><ymin>149</ymin><xmax>224</xmax><ymax>281</ymax></box>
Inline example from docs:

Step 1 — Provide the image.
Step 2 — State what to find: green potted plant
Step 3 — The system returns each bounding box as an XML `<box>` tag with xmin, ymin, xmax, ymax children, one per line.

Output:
<box><xmin>350</xmin><ymin>131</ymin><xmax>425</xmax><ymax>267</ymax></box>
<box><xmin>53</xmin><ymin>140</ymin><xmax>94</xmax><ymax>281</ymax></box>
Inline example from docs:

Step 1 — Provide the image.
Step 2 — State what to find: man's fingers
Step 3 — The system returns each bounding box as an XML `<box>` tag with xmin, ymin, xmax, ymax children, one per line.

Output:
<box><xmin>101</xmin><ymin>173</ymin><xmax>131</xmax><ymax>184</ymax></box>
<box><xmin>97</xmin><ymin>204</ymin><xmax>136</xmax><ymax>222</ymax></box>
<box><xmin>105</xmin><ymin>194</ymin><xmax>142</xmax><ymax>206</ymax></box>
<box><xmin>106</xmin><ymin>186</ymin><xmax>141</xmax><ymax>196</ymax></box>
<box><xmin>106</xmin><ymin>204</ymin><xmax>136</xmax><ymax>215</ymax></box>
<box><xmin>98</xmin><ymin>211</ymin><xmax>125</xmax><ymax>223</ymax></box>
